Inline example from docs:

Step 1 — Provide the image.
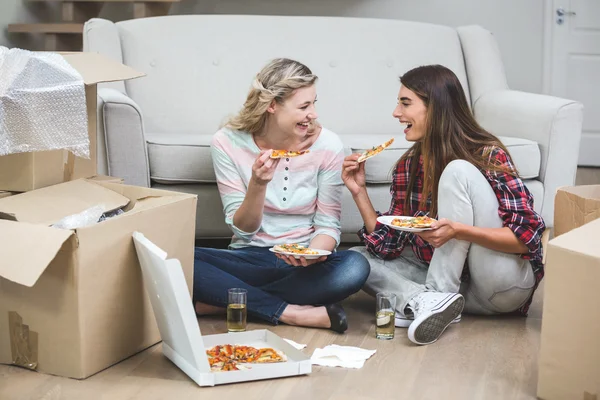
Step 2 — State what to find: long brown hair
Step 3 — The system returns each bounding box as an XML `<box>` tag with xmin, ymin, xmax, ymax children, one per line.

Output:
<box><xmin>399</xmin><ymin>65</ymin><xmax>517</xmax><ymax>217</ymax></box>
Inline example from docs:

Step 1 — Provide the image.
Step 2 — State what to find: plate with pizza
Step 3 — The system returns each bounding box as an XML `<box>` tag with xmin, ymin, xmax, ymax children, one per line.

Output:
<box><xmin>377</xmin><ymin>215</ymin><xmax>437</xmax><ymax>232</ymax></box>
<box><xmin>357</xmin><ymin>138</ymin><xmax>395</xmax><ymax>163</ymax></box>
<box><xmin>206</xmin><ymin>344</ymin><xmax>287</xmax><ymax>372</ymax></box>
<box><xmin>270</xmin><ymin>243</ymin><xmax>331</xmax><ymax>259</ymax></box>
<box><xmin>270</xmin><ymin>149</ymin><xmax>310</xmax><ymax>159</ymax></box>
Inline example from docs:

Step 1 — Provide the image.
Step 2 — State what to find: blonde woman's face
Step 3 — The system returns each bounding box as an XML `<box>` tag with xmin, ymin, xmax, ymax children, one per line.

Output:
<box><xmin>271</xmin><ymin>85</ymin><xmax>318</xmax><ymax>139</ymax></box>
<box><xmin>392</xmin><ymin>86</ymin><xmax>427</xmax><ymax>142</ymax></box>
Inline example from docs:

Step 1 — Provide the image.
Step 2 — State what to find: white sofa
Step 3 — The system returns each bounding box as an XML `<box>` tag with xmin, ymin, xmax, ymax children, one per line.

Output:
<box><xmin>83</xmin><ymin>15</ymin><xmax>583</xmax><ymax>241</ymax></box>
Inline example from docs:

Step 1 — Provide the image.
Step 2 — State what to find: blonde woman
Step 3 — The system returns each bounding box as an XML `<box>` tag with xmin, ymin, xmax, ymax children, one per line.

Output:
<box><xmin>193</xmin><ymin>58</ymin><xmax>370</xmax><ymax>333</ymax></box>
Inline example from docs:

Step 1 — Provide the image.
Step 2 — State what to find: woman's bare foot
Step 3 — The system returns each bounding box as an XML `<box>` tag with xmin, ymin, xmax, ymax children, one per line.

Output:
<box><xmin>278</xmin><ymin>305</ymin><xmax>331</xmax><ymax>328</ymax></box>
<box><xmin>194</xmin><ymin>302</ymin><xmax>226</xmax><ymax>316</ymax></box>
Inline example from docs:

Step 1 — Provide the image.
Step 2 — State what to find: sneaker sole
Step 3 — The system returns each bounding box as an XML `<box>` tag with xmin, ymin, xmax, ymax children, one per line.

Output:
<box><xmin>395</xmin><ymin>315</ymin><xmax>462</xmax><ymax>328</ymax></box>
<box><xmin>407</xmin><ymin>294</ymin><xmax>465</xmax><ymax>345</ymax></box>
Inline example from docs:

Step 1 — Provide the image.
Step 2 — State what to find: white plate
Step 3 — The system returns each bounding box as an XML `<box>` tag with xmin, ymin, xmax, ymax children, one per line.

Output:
<box><xmin>377</xmin><ymin>216</ymin><xmax>434</xmax><ymax>232</ymax></box>
<box><xmin>269</xmin><ymin>247</ymin><xmax>331</xmax><ymax>259</ymax></box>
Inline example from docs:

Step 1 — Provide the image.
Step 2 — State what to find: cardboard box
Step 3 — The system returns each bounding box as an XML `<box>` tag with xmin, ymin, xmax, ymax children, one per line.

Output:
<box><xmin>132</xmin><ymin>232</ymin><xmax>312</xmax><ymax>386</ymax></box>
<box><xmin>0</xmin><ymin>53</ymin><xmax>144</xmax><ymax>192</ymax></box>
<box><xmin>554</xmin><ymin>185</ymin><xmax>600</xmax><ymax>237</ymax></box>
<box><xmin>0</xmin><ymin>179</ymin><xmax>197</xmax><ymax>379</ymax></box>
<box><xmin>537</xmin><ymin>218</ymin><xmax>600</xmax><ymax>400</ymax></box>
<box><xmin>87</xmin><ymin>174</ymin><xmax>125</xmax><ymax>184</ymax></box>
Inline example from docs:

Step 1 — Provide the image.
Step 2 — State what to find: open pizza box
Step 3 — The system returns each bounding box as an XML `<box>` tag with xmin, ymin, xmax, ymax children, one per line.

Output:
<box><xmin>132</xmin><ymin>232</ymin><xmax>312</xmax><ymax>387</ymax></box>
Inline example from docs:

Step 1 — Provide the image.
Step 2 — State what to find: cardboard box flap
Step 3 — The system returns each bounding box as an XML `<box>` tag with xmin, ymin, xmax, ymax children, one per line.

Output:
<box><xmin>0</xmin><ymin>219</ymin><xmax>73</xmax><ymax>287</ymax></box>
<box><xmin>0</xmin><ymin>179</ymin><xmax>130</xmax><ymax>226</ymax></box>
<box><xmin>549</xmin><ymin>218</ymin><xmax>600</xmax><ymax>258</ymax></box>
<box><xmin>61</xmin><ymin>52</ymin><xmax>145</xmax><ymax>85</ymax></box>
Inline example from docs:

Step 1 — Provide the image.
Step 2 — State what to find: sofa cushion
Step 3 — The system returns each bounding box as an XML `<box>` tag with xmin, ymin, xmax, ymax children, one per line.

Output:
<box><xmin>344</xmin><ymin>134</ymin><xmax>541</xmax><ymax>183</ymax></box>
<box><xmin>148</xmin><ymin>132</ymin><xmax>541</xmax><ymax>185</ymax></box>
<box><xmin>147</xmin><ymin>133</ymin><xmax>215</xmax><ymax>184</ymax></box>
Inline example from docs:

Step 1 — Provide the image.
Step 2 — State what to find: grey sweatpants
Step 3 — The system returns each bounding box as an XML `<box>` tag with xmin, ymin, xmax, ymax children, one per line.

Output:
<box><xmin>351</xmin><ymin>160</ymin><xmax>535</xmax><ymax>317</ymax></box>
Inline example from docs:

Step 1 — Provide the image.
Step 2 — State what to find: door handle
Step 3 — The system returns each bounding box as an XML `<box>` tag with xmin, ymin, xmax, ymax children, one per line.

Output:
<box><xmin>556</xmin><ymin>7</ymin><xmax>576</xmax><ymax>16</ymax></box>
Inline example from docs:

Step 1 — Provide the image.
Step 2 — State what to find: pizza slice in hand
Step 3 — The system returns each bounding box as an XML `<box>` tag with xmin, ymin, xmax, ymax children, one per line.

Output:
<box><xmin>270</xmin><ymin>149</ymin><xmax>310</xmax><ymax>159</ymax></box>
<box><xmin>357</xmin><ymin>138</ymin><xmax>395</xmax><ymax>163</ymax></box>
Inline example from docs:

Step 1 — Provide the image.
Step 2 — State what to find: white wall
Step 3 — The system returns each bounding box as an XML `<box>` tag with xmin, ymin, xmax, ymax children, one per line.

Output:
<box><xmin>2</xmin><ymin>0</ymin><xmax>546</xmax><ymax>94</ymax></box>
<box><xmin>0</xmin><ymin>0</ymin><xmax>49</xmax><ymax>51</ymax></box>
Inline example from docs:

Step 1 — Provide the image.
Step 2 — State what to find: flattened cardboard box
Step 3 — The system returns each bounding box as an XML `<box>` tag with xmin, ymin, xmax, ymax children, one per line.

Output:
<box><xmin>0</xmin><ymin>179</ymin><xmax>197</xmax><ymax>379</ymax></box>
<box><xmin>554</xmin><ymin>185</ymin><xmax>600</xmax><ymax>237</ymax></box>
<box><xmin>537</xmin><ymin>218</ymin><xmax>600</xmax><ymax>400</ymax></box>
<box><xmin>0</xmin><ymin>53</ymin><xmax>144</xmax><ymax>192</ymax></box>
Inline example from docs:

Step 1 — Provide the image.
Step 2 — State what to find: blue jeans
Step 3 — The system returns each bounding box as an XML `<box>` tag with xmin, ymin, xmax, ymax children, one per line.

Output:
<box><xmin>193</xmin><ymin>247</ymin><xmax>370</xmax><ymax>324</ymax></box>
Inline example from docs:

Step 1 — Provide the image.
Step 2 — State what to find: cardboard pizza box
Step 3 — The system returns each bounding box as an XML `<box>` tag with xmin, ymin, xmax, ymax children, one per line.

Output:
<box><xmin>132</xmin><ymin>232</ymin><xmax>312</xmax><ymax>387</ymax></box>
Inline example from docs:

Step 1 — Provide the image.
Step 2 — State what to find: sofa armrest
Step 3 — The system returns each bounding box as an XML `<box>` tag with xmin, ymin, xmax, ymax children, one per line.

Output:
<box><xmin>474</xmin><ymin>90</ymin><xmax>583</xmax><ymax>226</ymax></box>
<box><xmin>97</xmin><ymin>88</ymin><xmax>151</xmax><ymax>187</ymax></box>
<box><xmin>83</xmin><ymin>18</ymin><xmax>126</xmax><ymax>93</ymax></box>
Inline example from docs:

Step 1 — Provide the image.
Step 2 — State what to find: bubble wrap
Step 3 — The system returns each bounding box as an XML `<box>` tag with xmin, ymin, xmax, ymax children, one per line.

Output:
<box><xmin>0</xmin><ymin>46</ymin><xmax>89</xmax><ymax>158</ymax></box>
<box><xmin>52</xmin><ymin>205</ymin><xmax>105</xmax><ymax>230</ymax></box>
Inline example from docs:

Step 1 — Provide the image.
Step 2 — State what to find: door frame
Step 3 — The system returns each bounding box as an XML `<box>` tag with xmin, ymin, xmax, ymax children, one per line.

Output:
<box><xmin>542</xmin><ymin>0</ymin><xmax>555</xmax><ymax>95</ymax></box>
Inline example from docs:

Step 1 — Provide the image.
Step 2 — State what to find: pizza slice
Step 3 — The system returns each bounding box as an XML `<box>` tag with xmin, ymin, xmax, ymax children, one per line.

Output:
<box><xmin>411</xmin><ymin>216</ymin><xmax>436</xmax><ymax>228</ymax></box>
<box><xmin>357</xmin><ymin>138</ymin><xmax>395</xmax><ymax>163</ymax></box>
<box><xmin>273</xmin><ymin>243</ymin><xmax>319</xmax><ymax>255</ymax></box>
<box><xmin>254</xmin><ymin>348</ymin><xmax>287</xmax><ymax>363</ymax></box>
<box><xmin>270</xmin><ymin>149</ymin><xmax>310</xmax><ymax>159</ymax></box>
<box><xmin>391</xmin><ymin>216</ymin><xmax>436</xmax><ymax>228</ymax></box>
<box><xmin>235</xmin><ymin>345</ymin><xmax>260</xmax><ymax>362</ymax></box>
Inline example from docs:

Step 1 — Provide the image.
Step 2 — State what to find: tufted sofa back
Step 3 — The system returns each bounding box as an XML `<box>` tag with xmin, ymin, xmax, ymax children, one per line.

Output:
<box><xmin>85</xmin><ymin>15</ymin><xmax>471</xmax><ymax>138</ymax></box>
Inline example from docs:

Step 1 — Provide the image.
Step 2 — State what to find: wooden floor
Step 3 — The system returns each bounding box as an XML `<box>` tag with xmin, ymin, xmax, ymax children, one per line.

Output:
<box><xmin>0</xmin><ymin>287</ymin><xmax>547</xmax><ymax>400</ymax></box>
<box><xmin>1</xmin><ymin>168</ymin><xmax>598</xmax><ymax>400</ymax></box>
<box><xmin>575</xmin><ymin>167</ymin><xmax>600</xmax><ymax>186</ymax></box>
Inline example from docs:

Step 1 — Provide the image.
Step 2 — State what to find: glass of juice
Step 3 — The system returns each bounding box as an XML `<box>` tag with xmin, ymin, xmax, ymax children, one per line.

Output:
<box><xmin>227</xmin><ymin>288</ymin><xmax>247</xmax><ymax>332</ymax></box>
<box><xmin>376</xmin><ymin>292</ymin><xmax>396</xmax><ymax>340</ymax></box>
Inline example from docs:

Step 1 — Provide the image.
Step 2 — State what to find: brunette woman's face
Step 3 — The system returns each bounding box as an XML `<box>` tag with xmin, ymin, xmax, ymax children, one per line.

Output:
<box><xmin>392</xmin><ymin>86</ymin><xmax>427</xmax><ymax>142</ymax></box>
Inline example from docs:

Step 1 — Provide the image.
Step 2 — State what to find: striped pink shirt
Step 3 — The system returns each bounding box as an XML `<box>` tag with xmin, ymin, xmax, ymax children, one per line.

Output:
<box><xmin>211</xmin><ymin>127</ymin><xmax>345</xmax><ymax>249</ymax></box>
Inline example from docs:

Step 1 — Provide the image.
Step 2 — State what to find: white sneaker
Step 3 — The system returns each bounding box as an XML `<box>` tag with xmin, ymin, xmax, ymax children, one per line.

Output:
<box><xmin>394</xmin><ymin>313</ymin><xmax>462</xmax><ymax>328</ymax></box>
<box><xmin>406</xmin><ymin>292</ymin><xmax>465</xmax><ymax>345</ymax></box>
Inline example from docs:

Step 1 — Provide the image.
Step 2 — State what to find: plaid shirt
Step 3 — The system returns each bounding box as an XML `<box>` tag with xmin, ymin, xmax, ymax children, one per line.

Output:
<box><xmin>359</xmin><ymin>146</ymin><xmax>546</xmax><ymax>316</ymax></box>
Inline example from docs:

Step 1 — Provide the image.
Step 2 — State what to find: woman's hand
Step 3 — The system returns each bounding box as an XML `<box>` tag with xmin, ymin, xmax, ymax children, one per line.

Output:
<box><xmin>275</xmin><ymin>253</ymin><xmax>328</xmax><ymax>267</ymax></box>
<box><xmin>416</xmin><ymin>218</ymin><xmax>457</xmax><ymax>248</ymax></box>
<box><xmin>342</xmin><ymin>154</ymin><xmax>366</xmax><ymax>197</ymax></box>
<box><xmin>252</xmin><ymin>151</ymin><xmax>280</xmax><ymax>186</ymax></box>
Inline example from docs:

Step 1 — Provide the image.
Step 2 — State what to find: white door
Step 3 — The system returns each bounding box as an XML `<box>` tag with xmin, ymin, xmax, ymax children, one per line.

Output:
<box><xmin>549</xmin><ymin>0</ymin><xmax>600</xmax><ymax>166</ymax></box>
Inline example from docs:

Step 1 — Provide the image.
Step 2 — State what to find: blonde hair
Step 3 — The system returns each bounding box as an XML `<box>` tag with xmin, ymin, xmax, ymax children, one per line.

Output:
<box><xmin>226</xmin><ymin>58</ymin><xmax>318</xmax><ymax>136</ymax></box>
